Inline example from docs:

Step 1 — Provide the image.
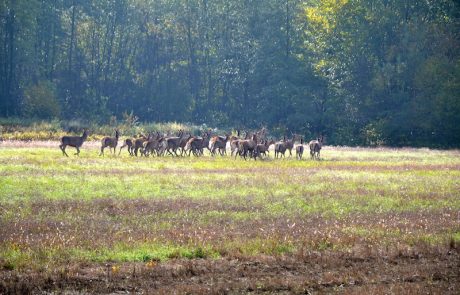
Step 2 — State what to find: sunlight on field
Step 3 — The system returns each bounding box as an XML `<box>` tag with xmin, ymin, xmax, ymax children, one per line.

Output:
<box><xmin>0</xmin><ymin>142</ymin><xmax>459</xmax><ymax>270</ymax></box>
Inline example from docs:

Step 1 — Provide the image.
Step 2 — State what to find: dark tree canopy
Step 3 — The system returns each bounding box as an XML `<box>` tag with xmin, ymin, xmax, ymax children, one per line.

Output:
<box><xmin>0</xmin><ymin>0</ymin><xmax>459</xmax><ymax>147</ymax></box>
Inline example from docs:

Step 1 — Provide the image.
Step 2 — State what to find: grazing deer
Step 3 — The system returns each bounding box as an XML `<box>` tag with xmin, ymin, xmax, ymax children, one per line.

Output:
<box><xmin>100</xmin><ymin>130</ymin><xmax>120</xmax><ymax>156</ymax></box>
<box><xmin>309</xmin><ymin>136</ymin><xmax>324</xmax><ymax>160</ymax></box>
<box><xmin>118</xmin><ymin>138</ymin><xmax>134</xmax><ymax>156</ymax></box>
<box><xmin>59</xmin><ymin>129</ymin><xmax>89</xmax><ymax>157</ymax></box>
<box><xmin>296</xmin><ymin>138</ymin><xmax>304</xmax><ymax>160</ymax></box>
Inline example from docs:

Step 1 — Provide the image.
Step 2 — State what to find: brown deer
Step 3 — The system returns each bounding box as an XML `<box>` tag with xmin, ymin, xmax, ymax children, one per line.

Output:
<box><xmin>118</xmin><ymin>138</ymin><xmax>134</xmax><ymax>156</ymax></box>
<box><xmin>185</xmin><ymin>131</ymin><xmax>210</xmax><ymax>156</ymax></box>
<box><xmin>254</xmin><ymin>139</ymin><xmax>275</xmax><ymax>159</ymax></box>
<box><xmin>142</xmin><ymin>132</ymin><xmax>164</xmax><ymax>157</ymax></box>
<box><xmin>274</xmin><ymin>136</ymin><xmax>287</xmax><ymax>159</ymax></box>
<box><xmin>210</xmin><ymin>134</ymin><xmax>230</xmax><ymax>156</ymax></box>
<box><xmin>178</xmin><ymin>133</ymin><xmax>193</xmax><ymax>156</ymax></box>
<box><xmin>296</xmin><ymin>138</ymin><xmax>304</xmax><ymax>160</ymax></box>
<box><xmin>236</xmin><ymin>134</ymin><xmax>258</xmax><ymax>160</ymax></box>
<box><xmin>59</xmin><ymin>129</ymin><xmax>89</xmax><ymax>157</ymax></box>
<box><xmin>230</xmin><ymin>130</ymin><xmax>247</xmax><ymax>157</ymax></box>
<box><xmin>309</xmin><ymin>136</ymin><xmax>324</xmax><ymax>160</ymax></box>
<box><xmin>284</xmin><ymin>134</ymin><xmax>297</xmax><ymax>157</ymax></box>
<box><xmin>100</xmin><ymin>130</ymin><xmax>120</xmax><ymax>156</ymax></box>
<box><xmin>162</xmin><ymin>130</ymin><xmax>188</xmax><ymax>157</ymax></box>
<box><xmin>184</xmin><ymin>136</ymin><xmax>201</xmax><ymax>156</ymax></box>
<box><xmin>133</xmin><ymin>134</ymin><xmax>148</xmax><ymax>157</ymax></box>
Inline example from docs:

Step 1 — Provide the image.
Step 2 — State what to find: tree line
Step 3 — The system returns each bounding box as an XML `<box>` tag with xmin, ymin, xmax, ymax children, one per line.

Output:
<box><xmin>0</xmin><ymin>0</ymin><xmax>459</xmax><ymax>147</ymax></box>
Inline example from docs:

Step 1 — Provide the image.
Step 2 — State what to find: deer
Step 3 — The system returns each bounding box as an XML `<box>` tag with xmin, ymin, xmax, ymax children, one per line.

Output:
<box><xmin>133</xmin><ymin>134</ymin><xmax>148</xmax><ymax>157</ymax></box>
<box><xmin>210</xmin><ymin>134</ymin><xmax>230</xmax><ymax>156</ymax></box>
<box><xmin>254</xmin><ymin>139</ymin><xmax>275</xmax><ymax>160</ymax></box>
<box><xmin>59</xmin><ymin>129</ymin><xmax>89</xmax><ymax>157</ymax></box>
<box><xmin>162</xmin><ymin>130</ymin><xmax>188</xmax><ymax>157</ymax></box>
<box><xmin>118</xmin><ymin>138</ymin><xmax>134</xmax><ymax>156</ymax></box>
<box><xmin>230</xmin><ymin>130</ymin><xmax>249</xmax><ymax>157</ymax></box>
<box><xmin>185</xmin><ymin>131</ymin><xmax>210</xmax><ymax>156</ymax></box>
<box><xmin>284</xmin><ymin>133</ymin><xmax>298</xmax><ymax>157</ymax></box>
<box><xmin>236</xmin><ymin>134</ymin><xmax>258</xmax><ymax>160</ymax></box>
<box><xmin>178</xmin><ymin>133</ymin><xmax>193</xmax><ymax>156</ymax></box>
<box><xmin>296</xmin><ymin>138</ymin><xmax>304</xmax><ymax>160</ymax></box>
<box><xmin>309</xmin><ymin>136</ymin><xmax>324</xmax><ymax>160</ymax></box>
<box><xmin>274</xmin><ymin>136</ymin><xmax>287</xmax><ymax>159</ymax></box>
<box><xmin>185</xmin><ymin>136</ymin><xmax>201</xmax><ymax>156</ymax></box>
<box><xmin>142</xmin><ymin>132</ymin><xmax>164</xmax><ymax>157</ymax></box>
<box><xmin>100</xmin><ymin>130</ymin><xmax>120</xmax><ymax>156</ymax></box>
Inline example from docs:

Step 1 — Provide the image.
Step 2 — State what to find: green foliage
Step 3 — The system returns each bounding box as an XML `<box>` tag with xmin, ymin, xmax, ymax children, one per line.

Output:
<box><xmin>22</xmin><ymin>81</ymin><xmax>60</xmax><ymax>119</ymax></box>
<box><xmin>0</xmin><ymin>0</ymin><xmax>458</xmax><ymax>147</ymax></box>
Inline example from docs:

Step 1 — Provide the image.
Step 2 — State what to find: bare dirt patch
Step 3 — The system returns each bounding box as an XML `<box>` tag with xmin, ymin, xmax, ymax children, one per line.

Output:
<box><xmin>1</xmin><ymin>250</ymin><xmax>458</xmax><ymax>294</ymax></box>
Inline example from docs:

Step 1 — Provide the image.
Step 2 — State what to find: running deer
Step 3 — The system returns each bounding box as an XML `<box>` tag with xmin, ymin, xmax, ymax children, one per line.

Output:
<box><xmin>309</xmin><ymin>136</ymin><xmax>324</xmax><ymax>160</ymax></box>
<box><xmin>185</xmin><ymin>136</ymin><xmax>201</xmax><ymax>156</ymax></box>
<box><xmin>229</xmin><ymin>130</ymin><xmax>242</xmax><ymax>157</ymax></box>
<box><xmin>178</xmin><ymin>133</ymin><xmax>193</xmax><ymax>156</ymax></box>
<box><xmin>59</xmin><ymin>129</ymin><xmax>89</xmax><ymax>157</ymax></box>
<box><xmin>100</xmin><ymin>130</ymin><xmax>120</xmax><ymax>156</ymax></box>
<box><xmin>254</xmin><ymin>139</ymin><xmax>275</xmax><ymax>159</ymax></box>
<box><xmin>142</xmin><ymin>132</ymin><xmax>163</xmax><ymax>157</ymax></box>
<box><xmin>236</xmin><ymin>134</ymin><xmax>258</xmax><ymax>160</ymax></box>
<box><xmin>133</xmin><ymin>134</ymin><xmax>148</xmax><ymax>157</ymax></box>
<box><xmin>185</xmin><ymin>131</ymin><xmax>210</xmax><ymax>156</ymax></box>
<box><xmin>163</xmin><ymin>130</ymin><xmax>188</xmax><ymax>157</ymax></box>
<box><xmin>118</xmin><ymin>138</ymin><xmax>134</xmax><ymax>156</ymax></box>
<box><xmin>274</xmin><ymin>136</ymin><xmax>287</xmax><ymax>159</ymax></box>
<box><xmin>210</xmin><ymin>134</ymin><xmax>230</xmax><ymax>156</ymax></box>
<box><xmin>296</xmin><ymin>138</ymin><xmax>304</xmax><ymax>160</ymax></box>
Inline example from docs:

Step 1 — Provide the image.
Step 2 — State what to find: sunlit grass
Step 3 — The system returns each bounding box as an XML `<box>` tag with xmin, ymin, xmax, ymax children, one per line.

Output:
<box><xmin>0</xmin><ymin>143</ymin><xmax>459</xmax><ymax>269</ymax></box>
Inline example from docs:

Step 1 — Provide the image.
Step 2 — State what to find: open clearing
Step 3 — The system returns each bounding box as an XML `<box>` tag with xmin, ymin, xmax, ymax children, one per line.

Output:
<box><xmin>0</xmin><ymin>142</ymin><xmax>459</xmax><ymax>294</ymax></box>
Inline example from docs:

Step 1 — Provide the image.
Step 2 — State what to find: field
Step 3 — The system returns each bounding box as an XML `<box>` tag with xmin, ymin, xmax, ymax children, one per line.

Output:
<box><xmin>0</xmin><ymin>141</ymin><xmax>459</xmax><ymax>294</ymax></box>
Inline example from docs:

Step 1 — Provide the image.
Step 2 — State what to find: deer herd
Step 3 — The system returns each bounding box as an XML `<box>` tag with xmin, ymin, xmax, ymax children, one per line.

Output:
<box><xmin>59</xmin><ymin>128</ymin><xmax>324</xmax><ymax>160</ymax></box>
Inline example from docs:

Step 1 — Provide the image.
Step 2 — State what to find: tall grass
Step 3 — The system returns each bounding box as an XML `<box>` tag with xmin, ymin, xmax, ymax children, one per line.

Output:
<box><xmin>0</xmin><ymin>117</ymin><xmax>226</xmax><ymax>141</ymax></box>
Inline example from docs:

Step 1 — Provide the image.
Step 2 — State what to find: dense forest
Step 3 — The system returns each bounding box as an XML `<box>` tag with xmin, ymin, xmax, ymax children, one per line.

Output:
<box><xmin>0</xmin><ymin>0</ymin><xmax>459</xmax><ymax>147</ymax></box>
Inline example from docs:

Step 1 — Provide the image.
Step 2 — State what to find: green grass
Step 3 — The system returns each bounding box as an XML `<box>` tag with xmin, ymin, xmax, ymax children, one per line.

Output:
<box><xmin>0</xmin><ymin>143</ymin><xmax>459</xmax><ymax>270</ymax></box>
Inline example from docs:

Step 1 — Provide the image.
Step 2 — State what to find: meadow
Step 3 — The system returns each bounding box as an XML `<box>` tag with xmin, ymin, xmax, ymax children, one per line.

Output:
<box><xmin>0</xmin><ymin>141</ymin><xmax>459</xmax><ymax>293</ymax></box>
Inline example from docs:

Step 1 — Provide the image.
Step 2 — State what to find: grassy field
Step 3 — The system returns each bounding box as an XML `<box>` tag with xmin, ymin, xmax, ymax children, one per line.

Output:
<box><xmin>0</xmin><ymin>141</ymin><xmax>459</xmax><ymax>293</ymax></box>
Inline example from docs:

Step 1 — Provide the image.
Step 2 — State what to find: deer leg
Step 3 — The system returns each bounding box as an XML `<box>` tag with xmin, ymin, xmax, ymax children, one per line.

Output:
<box><xmin>75</xmin><ymin>147</ymin><xmax>80</xmax><ymax>156</ymax></box>
<box><xmin>173</xmin><ymin>148</ymin><xmax>180</xmax><ymax>157</ymax></box>
<box><xmin>100</xmin><ymin>146</ymin><xmax>104</xmax><ymax>156</ymax></box>
<box><xmin>60</xmin><ymin>145</ymin><xmax>69</xmax><ymax>157</ymax></box>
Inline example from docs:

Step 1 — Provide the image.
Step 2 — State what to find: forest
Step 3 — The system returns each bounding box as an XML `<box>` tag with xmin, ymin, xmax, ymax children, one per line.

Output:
<box><xmin>0</xmin><ymin>0</ymin><xmax>459</xmax><ymax>147</ymax></box>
